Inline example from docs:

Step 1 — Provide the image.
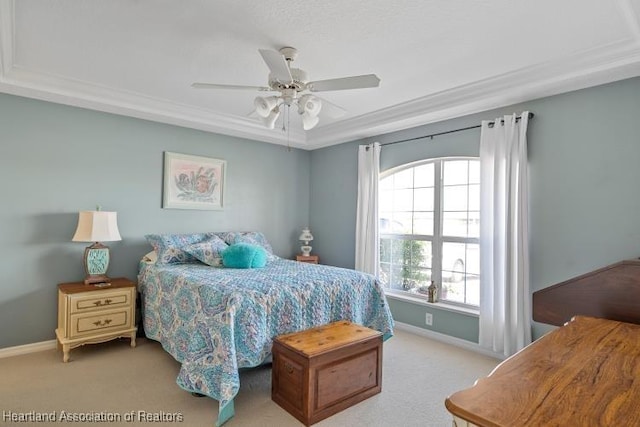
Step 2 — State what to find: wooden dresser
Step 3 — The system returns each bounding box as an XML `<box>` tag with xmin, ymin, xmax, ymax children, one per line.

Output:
<box><xmin>55</xmin><ymin>277</ymin><xmax>137</xmax><ymax>362</ymax></box>
<box><xmin>272</xmin><ymin>321</ymin><xmax>382</xmax><ymax>426</ymax></box>
<box><xmin>445</xmin><ymin>316</ymin><xmax>640</xmax><ymax>426</ymax></box>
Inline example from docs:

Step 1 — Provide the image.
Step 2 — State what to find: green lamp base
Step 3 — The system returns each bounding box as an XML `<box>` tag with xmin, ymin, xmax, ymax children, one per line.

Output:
<box><xmin>83</xmin><ymin>242</ymin><xmax>112</xmax><ymax>285</ymax></box>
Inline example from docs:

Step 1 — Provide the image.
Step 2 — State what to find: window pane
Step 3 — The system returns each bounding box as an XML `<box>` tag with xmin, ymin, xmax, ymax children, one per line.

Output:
<box><xmin>390</xmin><ymin>239</ymin><xmax>408</xmax><ymax>265</ymax></box>
<box><xmin>440</xmin><ymin>242</ymin><xmax>480</xmax><ymax>305</ymax></box>
<box><xmin>393</xmin><ymin>169</ymin><xmax>413</xmax><ymax>189</ymax></box>
<box><xmin>414</xmin><ymin>188</ymin><xmax>434</xmax><ymax>211</ymax></box>
<box><xmin>468</xmin><ymin>184</ymin><xmax>480</xmax><ymax>211</ymax></box>
<box><xmin>443</xmin><ymin>160</ymin><xmax>468</xmax><ymax>185</ymax></box>
<box><xmin>443</xmin><ymin>274</ymin><xmax>480</xmax><ymax>305</ymax></box>
<box><xmin>393</xmin><ymin>189</ymin><xmax>413</xmax><ymax>212</ymax></box>
<box><xmin>469</xmin><ymin>161</ymin><xmax>480</xmax><ymax>184</ymax></box>
<box><xmin>390</xmin><ymin>264</ymin><xmax>404</xmax><ymax>291</ymax></box>
<box><xmin>379</xmin><ymin>238</ymin><xmax>392</xmax><ymax>263</ymax></box>
<box><xmin>465</xmin><ymin>274</ymin><xmax>480</xmax><ymax>306</ymax></box>
<box><xmin>468</xmin><ymin>211</ymin><xmax>480</xmax><ymax>238</ymax></box>
<box><xmin>391</xmin><ymin>212</ymin><xmax>412</xmax><ymax>234</ymax></box>
<box><xmin>380</xmin><ymin>190</ymin><xmax>393</xmax><ymax>211</ymax></box>
<box><xmin>380</xmin><ymin>238</ymin><xmax>433</xmax><ymax>293</ymax></box>
<box><xmin>412</xmin><ymin>240</ymin><xmax>432</xmax><ymax>269</ymax></box>
<box><xmin>413</xmin><ymin>212</ymin><xmax>434</xmax><ymax>236</ymax></box>
<box><xmin>442</xmin><ymin>242</ymin><xmax>466</xmax><ymax>283</ymax></box>
<box><xmin>442</xmin><ymin>211</ymin><xmax>468</xmax><ymax>237</ymax></box>
<box><xmin>414</xmin><ymin>164</ymin><xmax>434</xmax><ymax>187</ymax></box>
<box><xmin>443</xmin><ymin>185</ymin><xmax>468</xmax><ymax>211</ymax></box>
<box><xmin>379</xmin><ymin>262</ymin><xmax>391</xmax><ymax>289</ymax></box>
<box><xmin>466</xmin><ymin>243</ymin><xmax>480</xmax><ymax>275</ymax></box>
<box><xmin>380</xmin><ymin>176</ymin><xmax>393</xmax><ymax>190</ymax></box>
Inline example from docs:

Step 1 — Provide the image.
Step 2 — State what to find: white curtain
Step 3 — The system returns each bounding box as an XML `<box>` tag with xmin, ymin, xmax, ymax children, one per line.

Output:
<box><xmin>355</xmin><ymin>142</ymin><xmax>381</xmax><ymax>275</ymax></box>
<box><xmin>479</xmin><ymin>112</ymin><xmax>532</xmax><ymax>357</ymax></box>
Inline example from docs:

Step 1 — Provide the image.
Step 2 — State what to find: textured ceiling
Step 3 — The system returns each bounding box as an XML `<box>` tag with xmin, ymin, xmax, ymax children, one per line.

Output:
<box><xmin>1</xmin><ymin>0</ymin><xmax>640</xmax><ymax>149</ymax></box>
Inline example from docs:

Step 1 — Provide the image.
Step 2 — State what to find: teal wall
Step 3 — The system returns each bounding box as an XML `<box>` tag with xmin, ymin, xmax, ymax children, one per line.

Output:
<box><xmin>3</xmin><ymin>76</ymin><xmax>640</xmax><ymax>349</ymax></box>
<box><xmin>310</xmin><ymin>76</ymin><xmax>640</xmax><ymax>342</ymax></box>
<box><xmin>0</xmin><ymin>93</ymin><xmax>310</xmax><ymax>349</ymax></box>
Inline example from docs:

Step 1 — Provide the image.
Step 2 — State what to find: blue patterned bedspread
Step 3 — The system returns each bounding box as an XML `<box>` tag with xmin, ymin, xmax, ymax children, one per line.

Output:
<box><xmin>138</xmin><ymin>258</ymin><xmax>394</xmax><ymax>421</ymax></box>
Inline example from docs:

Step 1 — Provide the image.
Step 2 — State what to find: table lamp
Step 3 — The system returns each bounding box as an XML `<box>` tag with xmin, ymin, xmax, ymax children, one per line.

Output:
<box><xmin>72</xmin><ymin>209</ymin><xmax>122</xmax><ymax>285</ymax></box>
<box><xmin>299</xmin><ymin>227</ymin><xmax>314</xmax><ymax>256</ymax></box>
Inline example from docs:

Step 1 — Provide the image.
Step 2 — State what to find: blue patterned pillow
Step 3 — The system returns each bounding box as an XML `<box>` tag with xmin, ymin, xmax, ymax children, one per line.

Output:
<box><xmin>221</xmin><ymin>243</ymin><xmax>267</xmax><ymax>268</ymax></box>
<box><xmin>183</xmin><ymin>237</ymin><xmax>228</xmax><ymax>267</ymax></box>
<box><xmin>145</xmin><ymin>232</ymin><xmax>219</xmax><ymax>264</ymax></box>
<box><xmin>220</xmin><ymin>231</ymin><xmax>277</xmax><ymax>260</ymax></box>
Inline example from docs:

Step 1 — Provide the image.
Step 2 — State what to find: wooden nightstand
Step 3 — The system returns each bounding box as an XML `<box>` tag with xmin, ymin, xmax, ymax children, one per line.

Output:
<box><xmin>296</xmin><ymin>255</ymin><xmax>319</xmax><ymax>264</ymax></box>
<box><xmin>55</xmin><ymin>277</ymin><xmax>137</xmax><ymax>362</ymax></box>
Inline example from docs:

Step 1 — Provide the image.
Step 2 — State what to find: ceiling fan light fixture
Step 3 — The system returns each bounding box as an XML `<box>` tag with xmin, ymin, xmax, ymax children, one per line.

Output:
<box><xmin>262</xmin><ymin>106</ymin><xmax>281</xmax><ymax>129</ymax></box>
<box><xmin>254</xmin><ymin>96</ymin><xmax>280</xmax><ymax>118</ymax></box>
<box><xmin>302</xmin><ymin>112</ymin><xmax>320</xmax><ymax>130</ymax></box>
<box><xmin>298</xmin><ymin>94</ymin><xmax>322</xmax><ymax>117</ymax></box>
<box><xmin>194</xmin><ymin>47</ymin><xmax>379</xmax><ymax>132</ymax></box>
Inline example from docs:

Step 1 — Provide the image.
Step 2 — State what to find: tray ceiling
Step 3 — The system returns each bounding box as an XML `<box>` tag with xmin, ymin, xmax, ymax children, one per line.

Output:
<box><xmin>1</xmin><ymin>0</ymin><xmax>640</xmax><ymax>149</ymax></box>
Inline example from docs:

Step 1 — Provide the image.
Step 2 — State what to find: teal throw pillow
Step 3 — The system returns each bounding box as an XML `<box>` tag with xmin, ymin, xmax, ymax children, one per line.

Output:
<box><xmin>222</xmin><ymin>243</ymin><xmax>268</xmax><ymax>268</ymax></box>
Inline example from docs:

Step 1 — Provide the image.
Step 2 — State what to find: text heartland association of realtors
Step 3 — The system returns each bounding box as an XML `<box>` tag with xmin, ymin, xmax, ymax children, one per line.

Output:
<box><xmin>2</xmin><ymin>410</ymin><xmax>184</xmax><ymax>423</ymax></box>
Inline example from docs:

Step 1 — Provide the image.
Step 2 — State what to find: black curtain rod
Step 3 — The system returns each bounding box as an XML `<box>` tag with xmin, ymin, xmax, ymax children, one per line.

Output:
<box><xmin>379</xmin><ymin>112</ymin><xmax>535</xmax><ymax>148</ymax></box>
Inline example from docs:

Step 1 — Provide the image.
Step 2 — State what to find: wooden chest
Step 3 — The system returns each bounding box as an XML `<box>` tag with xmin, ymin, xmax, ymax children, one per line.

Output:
<box><xmin>272</xmin><ymin>321</ymin><xmax>383</xmax><ymax>426</ymax></box>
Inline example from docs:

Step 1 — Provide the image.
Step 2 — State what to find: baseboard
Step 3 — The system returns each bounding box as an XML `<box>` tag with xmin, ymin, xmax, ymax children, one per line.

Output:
<box><xmin>0</xmin><ymin>326</ymin><xmax>503</xmax><ymax>361</ymax></box>
<box><xmin>0</xmin><ymin>340</ymin><xmax>57</xmax><ymax>359</ymax></box>
<box><xmin>393</xmin><ymin>321</ymin><xmax>506</xmax><ymax>361</ymax></box>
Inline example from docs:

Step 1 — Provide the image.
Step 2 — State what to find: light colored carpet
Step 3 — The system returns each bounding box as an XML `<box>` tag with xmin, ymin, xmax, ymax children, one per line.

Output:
<box><xmin>0</xmin><ymin>330</ymin><xmax>498</xmax><ymax>427</ymax></box>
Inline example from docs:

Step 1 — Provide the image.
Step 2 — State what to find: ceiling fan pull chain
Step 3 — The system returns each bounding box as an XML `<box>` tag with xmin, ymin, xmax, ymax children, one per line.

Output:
<box><xmin>281</xmin><ymin>104</ymin><xmax>287</xmax><ymax>132</ymax></box>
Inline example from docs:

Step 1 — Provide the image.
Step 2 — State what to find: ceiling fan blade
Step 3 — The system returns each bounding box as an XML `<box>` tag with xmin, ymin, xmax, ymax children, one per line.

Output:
<box><xmin>191</xmin><ymin>83</ymin><xmax>272</xmax><ymax>91</ymax></box>
<box><xmin>314</xmin><ymin>96</ymin><xmax>347</xmax><ymax>119</ymax></box>
<box><xmin>258</xmin><ymin>49</ymin><xmax>292</xmax><ymax>83</ymax></box>
<box><xmin>308</xmin><ymin>74</ymin><xmax>380</xmax><ymax>92</ymax></box>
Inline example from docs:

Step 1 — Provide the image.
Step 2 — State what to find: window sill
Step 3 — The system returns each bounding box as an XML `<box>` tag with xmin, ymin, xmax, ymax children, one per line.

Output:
<box><xmin>384</xmin><ymin>290</ymin><xmax>479</xmax><ymax>317</ymax></box>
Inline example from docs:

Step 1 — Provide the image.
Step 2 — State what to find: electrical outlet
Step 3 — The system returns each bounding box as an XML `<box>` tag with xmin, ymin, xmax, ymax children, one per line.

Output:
<box><xmin>425</xmin><ymin>313</ymin><xmax>433</xmax><ymax>326</ymax></box>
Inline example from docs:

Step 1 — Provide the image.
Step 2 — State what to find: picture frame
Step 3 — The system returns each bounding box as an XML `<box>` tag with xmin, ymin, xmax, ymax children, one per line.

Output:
<box><xmin>163</xmin><ymin>152</ymin><xmax>226</xmax><ymax>210</ymax></box>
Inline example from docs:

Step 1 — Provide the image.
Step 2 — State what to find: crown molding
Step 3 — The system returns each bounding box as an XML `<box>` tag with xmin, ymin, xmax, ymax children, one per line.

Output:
<box><xmin>0</xmin><ymin>66</ymin><xmax>309</xmax><ymax>148</ymax></box>
<box><xmin>2</xmin><ymin>1</ymin><xmax>640</xmax><ymax>151</ymax></box>
<box><xmin>305</xmin><ymin>38</ymin><xmax>640</xmax><ymax>149</ymax></box>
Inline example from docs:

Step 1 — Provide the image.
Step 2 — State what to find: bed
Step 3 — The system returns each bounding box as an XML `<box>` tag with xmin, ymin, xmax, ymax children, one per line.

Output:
<box><xmin>445</xmin><ymin>258</ymin><xmax>640</xmax><ymax>426</ymax></box>
<box><xmin>138</xmin><ymin>231</ymin><xmax>394</xmax><ymax>426</ymax></box>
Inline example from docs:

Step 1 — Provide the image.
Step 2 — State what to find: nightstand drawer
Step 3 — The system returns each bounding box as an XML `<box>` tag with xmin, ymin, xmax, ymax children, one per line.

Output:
<box><xmin>70</xmin><ymin>308</ymin><xmax>132</xmax><ymax>338</ymax></box>
<box><xmin>70</xmin><ymin>290</ymin><xmax>132</xmax><ymax>314</ymax></box>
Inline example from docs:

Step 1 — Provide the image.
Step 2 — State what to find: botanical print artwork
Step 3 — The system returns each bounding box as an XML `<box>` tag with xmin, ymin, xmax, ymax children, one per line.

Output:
<box><xmin>163</xmin><ymin>152</ymin><xmax>226</xmax><ymax>210</ymax></box>
<box><xmin>174</xmin><ymin>165</ymin><xmax>219</xmax><ymax>203</ymax></box>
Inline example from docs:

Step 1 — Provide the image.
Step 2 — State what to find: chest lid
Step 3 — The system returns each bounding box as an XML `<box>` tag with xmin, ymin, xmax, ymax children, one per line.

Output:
<box><xmin>275</xmin><ymin>321</ymin><xmax>381</xmax><ymax>357</ymax></box>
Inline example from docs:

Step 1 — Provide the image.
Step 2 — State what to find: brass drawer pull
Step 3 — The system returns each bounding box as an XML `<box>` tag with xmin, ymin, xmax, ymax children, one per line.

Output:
<box><xmin>93</xmin><ymin>299</ymin><xmax>113</xmax><ymax>307</ymax></box>
<box><xmin>285</xmin><ymin>362</ymin><xmax>294</xmax><ymax>374</ymax></box>
<box><xmin>93</xmin><ymin>319</ymin><xmax>113</xmax><ymax>327</ymax></box>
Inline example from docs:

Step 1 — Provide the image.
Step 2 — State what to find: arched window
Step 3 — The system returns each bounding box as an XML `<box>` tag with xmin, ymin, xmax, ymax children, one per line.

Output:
<box><xmin>379</xmin><ymin>158</ymin><xmax>480</xmax><ymax>307</ymax></box>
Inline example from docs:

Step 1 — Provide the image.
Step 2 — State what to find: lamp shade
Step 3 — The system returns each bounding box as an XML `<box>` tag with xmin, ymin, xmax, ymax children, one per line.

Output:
<box><xmin>254</xmin><ymin>96</ymin><xmax>280</xmax><ymax>118</ymax></box>
<box><xmin>262</xmin><ymin>106</ymin><xmax>281</xmax><ymax>129</ymax></box>
<box><xmin>298</xmin><ymin>95</ymin><xmax>322</xmax><ymax>117</ymax></box>
<box><xmin>302</xmin><ymin>113</ymin><xmax>320</xmax><ymax>130</ymax></box>
<box><xmin>72</xmin><ymin>211</ymin><xmax>122</xmax><ymax>242</ymax></box>
<box><xmin>299</xmin><ymin>228</ymin><xmax>314</xmax><ymax>243</ymax></box>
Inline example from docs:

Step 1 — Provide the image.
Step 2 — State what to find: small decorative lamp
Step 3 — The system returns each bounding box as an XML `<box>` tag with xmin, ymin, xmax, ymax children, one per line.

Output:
<box><xmin>299</xmin><ymin>227</ymin><xmax>314</xmax><ymax>256</ymax></box>
<box><xmin>72</xmin><ymin>208</ymin><xmax>122</xmax><ymax>285</ymax></box>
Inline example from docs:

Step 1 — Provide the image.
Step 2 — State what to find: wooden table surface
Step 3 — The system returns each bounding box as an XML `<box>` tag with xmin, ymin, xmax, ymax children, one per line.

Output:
<box><xmin>445</xmin><ymin>316</ymin><xmax>640</xmax><ymax>426</ymax></box>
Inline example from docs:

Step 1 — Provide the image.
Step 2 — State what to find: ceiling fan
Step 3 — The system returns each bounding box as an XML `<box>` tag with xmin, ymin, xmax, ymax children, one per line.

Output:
<box><xmin>192</xmin><ymin>47</ymin><xmax>380</xmax><ymax>130</ymax></box>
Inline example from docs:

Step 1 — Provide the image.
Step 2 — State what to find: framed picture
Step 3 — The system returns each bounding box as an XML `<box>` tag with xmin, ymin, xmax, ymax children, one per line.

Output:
<box><xmin>163</xmin><ymin>152</ymin><xmax>226</xmax><ymax>210</ymax></box>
